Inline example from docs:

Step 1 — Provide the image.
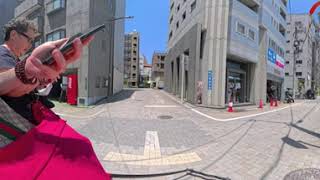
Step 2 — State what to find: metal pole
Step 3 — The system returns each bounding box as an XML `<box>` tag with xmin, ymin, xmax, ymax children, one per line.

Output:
<box><xmin>181</xmin><ymin>54</ymin><xmax>184</xmax><ymax>102</ymax></box>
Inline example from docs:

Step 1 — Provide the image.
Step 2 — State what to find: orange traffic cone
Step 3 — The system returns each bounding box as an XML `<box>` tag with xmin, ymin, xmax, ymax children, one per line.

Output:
<box><xmin>259</xmin><ymin>99</ymin><xmax>263</xmax><ymax>109</ymax></box>
<box><xmin>228</xmin><ymin>100</ymin><xmax>234</xmax><ymax>112</ymax></box>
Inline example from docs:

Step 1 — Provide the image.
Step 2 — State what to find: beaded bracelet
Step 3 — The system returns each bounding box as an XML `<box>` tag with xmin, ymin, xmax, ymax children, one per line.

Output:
<box><xmin>14</xmin><ymin>59</ymin><xmax>37</xmax><ymax>84</ymax></box>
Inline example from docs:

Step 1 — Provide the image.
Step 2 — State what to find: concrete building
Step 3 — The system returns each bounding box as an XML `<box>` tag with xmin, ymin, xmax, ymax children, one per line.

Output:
<box><xmin>165</xmin><ymin>0</ymin><xmax>287</xmax><ymax>107</ymax></box>
<box><xmin>138</xmin><ymin>55</ymin><xmax>146</xmax><ymax>87</ymax></box>
<box><xmin>152</xmin><ymin>52</ymin><xmax>166</xmax><ymax>88</ymax></box>
<box><xmin>313</xmin><ymin>24</ymin><xmax>320</xmax><ymax>93</ymax></box>
<box><xmin>124</xmin><ymin>32</ymin><xmax>139</xmax><ymax>88</ymax></box>
<box><xmin>140</xmin><ymin>60</ymin><xmax>152</xmax><ymax>87</ymax></box>
<box><xmin>14</xmin><ymin>0</ymin><xmax>125</xmax><ymax>105</ymax></box>
<box><xmin>0</xmin><ymin>0</ymin><xmax>20</xmax><ymax>44</ymax></box>
<box><xmin>284</xmin><ymin>14</ymin><xmax>316</xmax><ymax>97</ymax></box>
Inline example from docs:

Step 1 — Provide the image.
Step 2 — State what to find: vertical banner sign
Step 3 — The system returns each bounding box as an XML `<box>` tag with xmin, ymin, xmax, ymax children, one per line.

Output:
<box><xmin>208</xmin><ymin>70</ymin><xmax>213</xmax><ymax>90</ymax></box>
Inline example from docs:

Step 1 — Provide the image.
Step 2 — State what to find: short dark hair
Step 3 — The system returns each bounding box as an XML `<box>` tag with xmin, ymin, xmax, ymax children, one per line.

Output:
<box><xmin>3</xmin><ymin>18</ymin><xmax>37</xmax><ymax>41</ymax></box>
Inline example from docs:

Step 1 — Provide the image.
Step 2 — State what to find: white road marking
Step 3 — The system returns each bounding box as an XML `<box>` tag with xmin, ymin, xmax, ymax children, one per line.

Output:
<box><xmin>103</xmin><ymin>131</ymin><xmax>201</xmax><ymax>166</ymax></box>
<box><xmin>160</xmin><ymin>90</ymin><xmax>303</xmax><ymax>122</ymax></box>
<box><xmin>55</xmin><ymin>107</ymin><xmax>105</xmax><ymax>119</ymax></box>
<box><xmin>144</xmin><ymin>105</ymin><xmax>179</xmax><ymax>108</ymax></box>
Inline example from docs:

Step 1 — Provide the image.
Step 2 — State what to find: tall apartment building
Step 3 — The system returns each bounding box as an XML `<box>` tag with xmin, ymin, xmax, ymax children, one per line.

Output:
<box><xmin>124</xmin><ymin>32</ymin><xmax>139</xmax><ymax>88</ymax></box>
<box><xmin>284</xmin><ymin>14</ymin><xmax>317</xmax><ymax>97</ymax></box>
<box><xmin>0</xmin><ymin>0</ymin><xmax>20</xmax><ymax>44</ymax></box>
<box><xmin>165</xmin><ymin>0</ymin><xmax>287</xmax><ymax>107</ymax></box>
<box><xmin>152</xmin><ymin>52</ymin><xmax>166</xmax><ymax>88</ymax></box>
<box><xmin>14</xmin><ymin>0</ymin><xmax>125</xmax><ymax>105</ymax></box>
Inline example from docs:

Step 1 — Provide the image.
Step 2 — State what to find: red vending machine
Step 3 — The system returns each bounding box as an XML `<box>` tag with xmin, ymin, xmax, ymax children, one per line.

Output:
<box><xmin>67</xmin><ymin>74</ymin><xmax>78</xmax><ymax>105</ymax></box>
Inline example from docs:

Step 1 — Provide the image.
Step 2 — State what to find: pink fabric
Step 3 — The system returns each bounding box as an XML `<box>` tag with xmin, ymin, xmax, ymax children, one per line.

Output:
<box><xmin>0</xmin><ymin>101</ymin><xmax>111</xmax><ymax>180</ymax></box>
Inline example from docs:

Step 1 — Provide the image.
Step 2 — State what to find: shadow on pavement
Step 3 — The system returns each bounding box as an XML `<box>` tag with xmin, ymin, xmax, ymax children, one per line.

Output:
<box><xmin>95</xmin><ymin>89</ymin><xmax>140</xmax><ymax>105</ymax></box>
<box><xmin>260</xmin><ymin>102</ymin><xmax>319</xmax><ymax>180</ymax></box>
<box><xmin>281</xmin><ymin>136</ymin><xmax>308</xmax><ymax>149</ymax></box>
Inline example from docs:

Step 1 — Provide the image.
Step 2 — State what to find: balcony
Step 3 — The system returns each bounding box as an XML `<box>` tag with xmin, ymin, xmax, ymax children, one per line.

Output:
<box><xmin>15</xmin><ymin>0</ymin><xmax>43</xmax><ymax>17</ymax></box>
<box><xmin>29</xmin><ymin>16</ymin><xmax>44</xmax><ymax>33</ymax></box>
<box><xmin>237</xmin><ymin>0</ymin><xmax>260</xmax><ymax>13</ymax></box>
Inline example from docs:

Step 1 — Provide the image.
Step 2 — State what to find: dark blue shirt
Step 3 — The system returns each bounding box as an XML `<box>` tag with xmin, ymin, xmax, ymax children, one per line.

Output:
<box><xmin>0</xmin><ymin>45</ymin><xmax>35</xmax><ymax>123</ymax></box>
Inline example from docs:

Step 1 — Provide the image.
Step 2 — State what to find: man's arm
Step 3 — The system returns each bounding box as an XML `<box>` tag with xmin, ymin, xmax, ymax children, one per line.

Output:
<box><xmin>0</xmin><ymin>68</ymin><xmax>38</xmax><ymax>96</ymax></box>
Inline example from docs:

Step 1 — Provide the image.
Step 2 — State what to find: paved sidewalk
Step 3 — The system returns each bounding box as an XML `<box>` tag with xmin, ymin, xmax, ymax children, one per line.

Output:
<box><xmin>161</xmin><ymin>90</ymin><xmax>305</xmax><ymax>120</ymax></box>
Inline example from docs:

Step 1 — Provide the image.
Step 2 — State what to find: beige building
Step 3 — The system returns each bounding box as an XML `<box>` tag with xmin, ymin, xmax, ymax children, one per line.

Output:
<box><xmin>165</xmin><ymin>0</ymin><xmax>287</xmax><ymax>107</ymax></box>
<box><xmin>14</xmin><ymin>0</ymin><xmax>125</xmax><ymax>105</ymax></box>
<box><xmin>152</xmin><ymin>52</ymin><xmax>166</xmax><ymax>88</ymax></box>
<box><xmin>124</xmin><ymin>32</ymin><xmax>140</xmax><ymax>87</ymax></box>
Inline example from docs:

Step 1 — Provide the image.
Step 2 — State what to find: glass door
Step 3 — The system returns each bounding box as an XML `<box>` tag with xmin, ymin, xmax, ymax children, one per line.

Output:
<box><xmin>226</xmin><ymin>71</ymin><xmax>247</xmax><ymax>104</ymax></box>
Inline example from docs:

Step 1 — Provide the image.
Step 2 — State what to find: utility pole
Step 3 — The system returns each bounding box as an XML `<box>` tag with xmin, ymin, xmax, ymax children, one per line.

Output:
<box><xmin>293</xmin><ymin>26</ymin><xmax>300</xmax><ymax>98</ymax></box>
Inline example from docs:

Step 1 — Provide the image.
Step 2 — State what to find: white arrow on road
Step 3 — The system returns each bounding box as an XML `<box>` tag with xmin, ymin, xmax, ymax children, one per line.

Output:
<box><xmin>103</xmin><ymin>131</ymin><xmax>201</xmax><ymax>166</ymax></box>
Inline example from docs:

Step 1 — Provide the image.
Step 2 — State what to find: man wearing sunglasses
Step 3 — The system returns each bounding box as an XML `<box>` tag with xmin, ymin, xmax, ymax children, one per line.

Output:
<box><xmin>0</xmin><ymin>18</ymin><xmax>52</xmax><ymax>124</ymax></box>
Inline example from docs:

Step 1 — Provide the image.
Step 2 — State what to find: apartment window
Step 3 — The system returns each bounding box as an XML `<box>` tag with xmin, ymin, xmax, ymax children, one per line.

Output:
<box><xmin>237</xmin><ymin>22</ymin><xmax>246</xmax><ymax>35</ymax></box>
<box><xmin>47</xmin><ymin>0</ymin><xmax>65</xmax><ymax>13</ymax></box>
<box><xmin>286</xmin><ymin>50</ymin><xmax>290</xmax><ymax>54</ymax></box>
<box><xmin>296</xmin><ymin>72</ymin><xmax>302</xmax><ymax>76</ymax></box>
<box><xmin>286</xmin><ymin>40</ymin><xmax>290</xmax><ymax>43</ymax></box>
<box><xmin>95</xmin><ymin>76</ymin><xmax>101</xmax><ymax>88</ymax></box>
<box><xmin>47</xmin><ymin>29</ymin><xmax>65</xmax><ymax>41</ymax></box>
<box><xmin>296</xmin><ymin>60</ymin><xmax>302</xmax><ymax>64</ymax></box>
<box><xmin>182</xmin><ymin>11</ymin><xmax>186</xmax><ymax>21</ymax></box>
<box><xmin>248</xmin><ymin>29</ymin><xmax>255</xmax><ymax>40</ymax></box>
<box><xmin>191</xmin><ymin>1</ymin><xmax>196</xmax><ymax>12</ymax></box>
<box><xmin>169</xmin><ymin>31</ymin><xmax>173</xmax><ymax>40</ymax></box>
<box><xmin>160</xmin><ymin>64</ymin><xmax>164</xmax><ymax>69</ymax></box>
<box><xmin>286</xmin><ymin>61</ymin><xmax>289</xmax><ymax>64</ymax></box>
<box><xmin>176</xmin><ymin>21</ymin><xmax>179</xmax><ymax>29</ymax></box>
<box><xmin>285</xmin><ymin>73</ymin><xmax>289</xmax><ymax>76</ymax></box>
<box><xmin>170</xmin><ymin>16</ymin><xmax>173</xmax><ymax>24</ymax></box>
<box><xmin>170</xmin><ymin>2</ymin><xmax>174</xmax><ymax>11</ymax></box>
<box><xmin>177</xmin><ymin>4</ymin><xmax>180</xmax><ymax>12</ymax></box>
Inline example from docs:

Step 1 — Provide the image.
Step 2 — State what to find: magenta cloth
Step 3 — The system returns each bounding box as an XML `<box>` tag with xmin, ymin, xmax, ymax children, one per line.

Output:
<box><xmin>0</xmin><ymin>101</ymin><xmax>111</xmax><ymax>180</ymax></box>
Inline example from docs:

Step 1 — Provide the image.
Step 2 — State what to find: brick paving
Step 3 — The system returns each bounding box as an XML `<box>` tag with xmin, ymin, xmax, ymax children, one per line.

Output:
<box><xmin>53</xmin><ymin>89</ymin><xmax>320</xmax><ymax>180</ymax></box>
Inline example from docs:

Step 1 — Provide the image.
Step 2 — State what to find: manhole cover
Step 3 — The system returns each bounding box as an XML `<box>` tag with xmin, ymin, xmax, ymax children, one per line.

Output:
<box><xmin>284</xmin><ymin>168</ymin><xmax>320</xmax><ymax>180</ymax></box>
<box><xmin>158</xmin><ymin>115</ymin><xmax>173</xmax><ymax>119</ymax></box>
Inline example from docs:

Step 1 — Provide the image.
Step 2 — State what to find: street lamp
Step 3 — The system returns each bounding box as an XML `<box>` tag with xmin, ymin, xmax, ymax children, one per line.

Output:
<box><xmin>106</xmin><ymin>16</ymin><xmax>134</xmax><ymax>96</ymax></box>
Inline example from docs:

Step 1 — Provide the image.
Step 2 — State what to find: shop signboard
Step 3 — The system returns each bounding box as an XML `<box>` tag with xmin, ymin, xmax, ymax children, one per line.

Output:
<box><xmin>267</xmin><ymin>48</ymin><xmax>284</xmax><ymax>78</ymax></box>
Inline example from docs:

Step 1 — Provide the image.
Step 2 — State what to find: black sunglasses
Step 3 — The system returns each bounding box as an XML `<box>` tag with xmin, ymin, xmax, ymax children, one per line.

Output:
<box><xmin>17</xmin><ymin>31</ymin><xmax>33</xmax><ymax>43</ymax></box>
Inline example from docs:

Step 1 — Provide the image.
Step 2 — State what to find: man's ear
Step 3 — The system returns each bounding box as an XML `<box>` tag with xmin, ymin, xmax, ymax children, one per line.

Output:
<box><xmin>10</xmin><ymin>30</ymin><xmax>17</xmax><ymax>40</ymax></box>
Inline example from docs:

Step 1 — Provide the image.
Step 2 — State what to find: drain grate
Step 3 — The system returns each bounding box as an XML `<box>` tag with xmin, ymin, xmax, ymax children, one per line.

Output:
<box><xmin>284</xmin><ymin>168</ymin><xmax>320</xmax><ymax>180</ymax></box>
<box><xmin>158</xmin><ymin>115</ymin><xmax>173</xmax><ymax>119</ymax></box>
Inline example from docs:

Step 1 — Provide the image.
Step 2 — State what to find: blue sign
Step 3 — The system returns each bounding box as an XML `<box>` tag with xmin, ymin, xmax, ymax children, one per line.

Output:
<box><xmin>268</xmin><ymin>48</ymin><xmax>276</xmax><ymax>64</ymax></box>
<box><xmin>208</xmin><ymin>70</ymin><xmax>213</xmax><ymax>90</ymax></box>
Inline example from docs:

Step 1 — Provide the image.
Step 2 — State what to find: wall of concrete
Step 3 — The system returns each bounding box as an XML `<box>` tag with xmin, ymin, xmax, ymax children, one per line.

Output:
<box><xmin>113</xmin><ymin>0</ymin><xmax>125</xmax><ymax>94</ymax></box>
<box><xmin>165</xmin><ymin>23</ymin><xmax>201</xmax><ymax>103</ymax></box>
<box><xmin>0</xmin><ymin>0</ymin><xmax>19</xmax><ymax>44</ymax></box>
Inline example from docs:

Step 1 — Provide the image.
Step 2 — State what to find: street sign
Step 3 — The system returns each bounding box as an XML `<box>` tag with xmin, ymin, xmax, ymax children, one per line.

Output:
<box><xmin>208</xmin><ymin>70</ymin><xmax>213</xmax><ymax>90</ymax></box>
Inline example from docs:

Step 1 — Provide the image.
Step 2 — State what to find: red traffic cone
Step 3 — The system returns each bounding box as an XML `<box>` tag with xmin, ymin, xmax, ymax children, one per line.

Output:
<box><xmin>275</xmin><ymin>99</ymin><xmax>278</xmax><ymax>107</ymax></box>
<box><xmin>228</xmin><ymin>100</ymin><xmax>234</xmax><ymax>112</ymax></box>
<box><xmin>259</xmin><ymin>99</ymin><xmax>263</xmax><ymax>109</ymax></box>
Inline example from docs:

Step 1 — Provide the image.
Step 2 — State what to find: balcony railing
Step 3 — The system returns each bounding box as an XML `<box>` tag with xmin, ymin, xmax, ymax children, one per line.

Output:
<box><xmin>15</xmin><ymin>0</ymin><xmax>43</xmax><ymax>17</ymax></box>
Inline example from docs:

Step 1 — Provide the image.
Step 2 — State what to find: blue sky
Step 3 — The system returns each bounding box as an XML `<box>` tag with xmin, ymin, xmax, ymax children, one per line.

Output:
<box><xmin>125</xmin><ymin>0</ymin><xmax>169</xmax><ymax>64</ymax></box>
<box><xmin>125</xmin><ymin>0</ymin><xmax>319</xmax><ymax>64</ymax></box>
